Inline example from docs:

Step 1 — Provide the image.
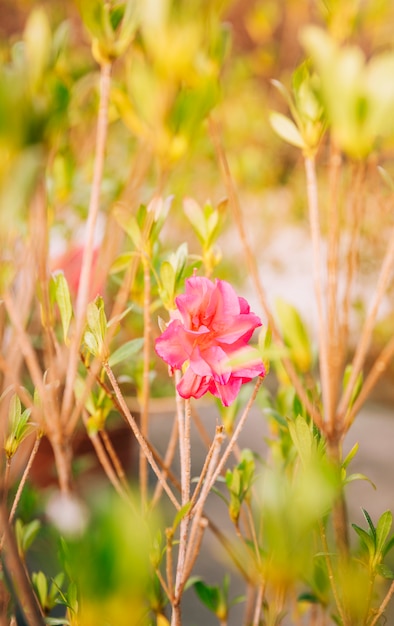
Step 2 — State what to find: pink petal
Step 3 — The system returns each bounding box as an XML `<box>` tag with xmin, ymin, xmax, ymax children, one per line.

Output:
<box><xmin>209</xmin><ymin>376</ymin><xmax>243</xmax><ymax>407</ymax></box>
<box><xmin>155</xmin><ymin>320</ymin><xmax>190</xmax><ymax>368</ymax></box>
<box><xmin>177</xmin><ymin>367</ymin><xmax>210</xmax><ymax>400</ymax></box>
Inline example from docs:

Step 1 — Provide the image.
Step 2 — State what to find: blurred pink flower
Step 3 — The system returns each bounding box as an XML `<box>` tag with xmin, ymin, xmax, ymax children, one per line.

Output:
<box><xmin>51</xmin><ymin>246</ymin><xmax>102</xmax><ymax>300</ymax></box>
<box><xmin>155</xmin><ymin>275</ymin><xmax>266</xmax><ymax>406</ymax></box>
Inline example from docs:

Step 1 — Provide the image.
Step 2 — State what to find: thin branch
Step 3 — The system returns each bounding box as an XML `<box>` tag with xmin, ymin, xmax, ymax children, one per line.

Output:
<box><xmin>304</xmin><ymin>156</ymin><xmax>331</xmax><ymax>429</ymax></box>
<box><xmin>151</xmin><ymin>412</ymin><xmax>179</xmax><ymax>510</ymax></box>
<box><xmin>62</xmin><ymin>62</ymin><xmax>112</xmax><ymax>426</ymax></box>
<box><xmin>345</xmin><ymin>334</ymin><xmax>394</xmax><ymax>430</ymax></box>
<box><xmin>204</xmin><ymin>378</ymin><xmax>262</xmax><ymax>493</ymax></box>
<box><xmin>252</xmin><ymin>580</ymin><xmax>265</xmax><ymax>626</ymax></box>
<box><xmin>99</xmin><ymin>428</ymin><xmax>132</xmax><ymax>496</ymax></box>
<box><xmin>338</xmin><ymin>208</ymin><xmax>394</xmax><ymax>423</ymax></box>
<box><xmin>81</xmin><ymin>410</ymin><xmax>130</xmax><ymax>503</ymax></box>
<box><xmin>326</xmin><ymin>143</ymin><xmax>343</xmax><ymax>427</ymax></box>
<box><xmin>139</xmin><ymin>256</ymin><xmax>152</xmax><ymax>507</ymax></box>
<box><xmin>209</xmin><ymin>116</ymin><xmax>324</xmax><ymax>432</ymax></box>
<box><xmin>103</xmin><ymin>360</ymin><xmax>180</xmax><ymax>510</ymax></box>
<box><xmin>8</xmin><ymin>435</ymin><xmax>42</xmax><ymax>524</ymax></box>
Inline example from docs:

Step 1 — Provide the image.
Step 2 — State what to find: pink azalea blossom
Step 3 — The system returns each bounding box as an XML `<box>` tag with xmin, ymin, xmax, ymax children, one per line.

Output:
<box><xmin>155</xmin><ymin>275</ymin><xmax>266</xmax><ymax>406</ymax></box>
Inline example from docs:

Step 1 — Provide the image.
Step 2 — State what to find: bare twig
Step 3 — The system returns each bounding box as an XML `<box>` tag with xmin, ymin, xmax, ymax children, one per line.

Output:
<box><xmin>205</xmin><ymin>378</ymin><xmax>262</xmax><ymax>492</ymax></box>
<box><xmin>326</xmin><ymin>143</ymin><xmax>343</xmax><ymax>429</ymax></box>
<box><xmin>140</xmin><ymin>256</ymin><xmax>152</xmax><ymax>506</ymax></box>
<box><xmin>151</xmin><ymin>413</ymin><xmax>179</xmax><ymax>510</ymax></box>
<box><xmin>209</xmin><ymin>116</ymin><xmax>324</xmax><ymax>432</ymax></box>
<box><xmin>8</xmin><ymin>435</ymin><xmax>42</xmax><ymax>525</ymax></box>
<box><xmin>103</xmin><ymin>360</ymin><xmax>180</xmax><ymax>510</ymax></box>
<box><xmin>340</xmin><ymin>216</ymin><xmax>394</xmax><ymax>426</ymax></box>
<box><xmin>62</xmin><ymin>62</ymin><xmax>112</xmax><ymax>426</ymax></box>
<box><xmin>347</xmin><ymin>335</ymin><xmax>394</xmax><ymax>428</ymax></box>
<box><xmin>304</xmin><ymin>156</ymin><xmax>331</xmax><ymax>429</ymax></box>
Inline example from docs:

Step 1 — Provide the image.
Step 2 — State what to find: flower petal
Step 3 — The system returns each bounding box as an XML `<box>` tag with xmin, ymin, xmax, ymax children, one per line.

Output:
<box><xmin>177</xmin><ymin>367</ymin><xmax>210</xmax><ymax>400</ymax></box>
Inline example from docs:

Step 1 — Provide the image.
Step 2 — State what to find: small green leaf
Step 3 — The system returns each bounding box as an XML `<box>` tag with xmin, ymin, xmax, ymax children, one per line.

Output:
<box><xmin>193</xmin><ymin>580</ymin><xmax>221</xmax><ymax>613</ymax></box>
<box><xmin>352</xmin><ymin>523</ymin><xmax>375</xmax><ymax>557</ymax></box>
<box><xmin>113</xmin><ymin>206</ymin><xmax>142</xmax><ymax>249</ymax></box>
<box><xmin>362</xmin><ymin>508</ymin><xmax>377</xmax><ymax>543</ymax></box>
<box><xmin>32</xmin><ymin>571</ymin><xmax>48</xmax><ymax>609</ymax></box>
<box><xmin>275</xmin><ymin>298</ymin><xmax>312</xmax><ymax>372</ymax></box>
<box><xmin>375</xmin><ymin>563</ymin><xmax>394</xmax><ymax>579</ymax></box>
<box><xmin>51</xmin><ymin>272</ymin><xmax>73</xmax><ymax>344</ymax></box>
<box><xmin>376</xmin><ymin>511</ymin><xmax>393</xmax><ymax>558</ymax></box>
<box><xmin>342</xmin><ymin>442</ymin><xmax>359</xmax><ymax>470</ymax></box>
<box><xmin>108</xmin><ymin>338</ymin><xmax>144</xmax><ymax>367</ymax></box>
<box><xmin>15</xmin><ymin>519</ymin><xmax>41</xmax><ymax>557</ymax></box>
<box><xmin>382</xmin><ymin>534</ymin><xmax>394</xmax><ymax>558</ymax></box>
<box><xmin>183</xmin><ymin>197</ymin><xmax>206</xmax><ymax>243</ymax></box>
<box><xmin>172</xmin><ymin>502</ymin><xmax>192</xmax><ymax>532</ymax></box>
<box><xmin>269</xmin><ymin>111</ymin><xmax>306</xmax><ymax>149</ymax></box>
<box><xmin>288</xmin><ymin>414</ymin><xmax>313</xmax><ymax>468</ymax></box>
<box><xmin>343</xmin><ymin>473</ymin><xmax>376</xmax><ymax>490</ymax></box>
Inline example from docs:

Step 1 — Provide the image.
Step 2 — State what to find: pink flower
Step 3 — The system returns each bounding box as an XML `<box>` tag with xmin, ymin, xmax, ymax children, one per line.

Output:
<box><xmin>155</xmin><ymin>276</ymin><xmax>266</xmax><ymax>406</ymax></box>
<box><xmin>51</xmin><ymin>246</ymin><xmax>102</xmax><ymax>300</ymax></box>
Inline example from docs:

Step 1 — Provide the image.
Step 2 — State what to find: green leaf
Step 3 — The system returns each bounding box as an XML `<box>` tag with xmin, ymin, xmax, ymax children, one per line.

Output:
<box><xmin>376</xmin><ymin>511</ymin><xmax>393</xmax><ymax>558</ymax></box>
<box><xmin>84</xmin><ymin>297</ymin><xmax>108</xmax><ymax>358</ymax></box>
<box><xmin>32</xmin><ymin>571</ymin><xmax>48</xmax><ymax>609</ymax></box>
<box><xmin>269</xmin><ymin>111</ymin><xmax>306</xmax><ymax>149</ymax></box>
<box><xmin>113</xmin><ymin>206</ymin><xmax>142</xmax><ymax>249</ymax></box>
<box><xmin>172</xmin><ymin>502</ymin><xmax>192</xmax><ymax>533</ymax></box>
<box><xmin>52</xmin><ymin>272</ymin><xmax>73</xmax><ymax>344</ymax></box>
<box><xmin>352</xmin><ymin>523</ymin><xmax>375</xmax><ymax>557</ymax></box>
<box><xmin>375</xmin><ymin>563</ymin><xmax>394</xmax><ymax>579</ymax></box>
<box><xmin>108</xmin><ymin>338</ymin><xmax>144</xmax><ymax>367</ymax></box>
<box><xmin>275</xmin><ymin>298</ymin><xmax>312</xmax><ymax>372</ymax></box>
<box><xmin>342</xmin><ymin>364</ymin><xmax>363</xmax><ymax>409</ymax></box>
<box><xmin>342</xmin><ymin>442</ymin><xmax>359</xmax><ymax>470</ymax></box>
<box><xmin>362</xmin><ymin>508</ymin><xmax>377</xmax><ymax>543</ymax></box>
<box><xmin>15</xmin><ymin>519</ymin><xmax>41</xmax><ymax>557</ymax></box>
<box><xmin>193</xmin><ymin>580</ymin><xmax>221</xmax><ymax>613</ymax></box>
<box><xmin>5</xmin><ymin>396</ymin><xmax>32</xmax><ymax>459</ymax></box>
<box><xmin>288</xmin><ymin>414</ymin><xmax>313</xmax><ymax>468</ymax></box>
<box><xmin>183</xmin><ymin>197</ymin><xmax>206</xmax><ymax>243</ymax></box>
<box><xmin>382</xmin><ymin>534</ymin><xmax>394</xmax><ymax>558</ymax></box>
<box><xmin>343</xmin><ymin>472</ymin><xmax>376</xmax><ymax>489</ymax></box>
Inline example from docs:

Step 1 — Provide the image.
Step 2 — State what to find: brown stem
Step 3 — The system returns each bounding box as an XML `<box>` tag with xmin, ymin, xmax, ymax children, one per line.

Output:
<box><xmin>340</xmin><ymin>216</ymin><xmax>394</xmax><ymax>425</ymax></box>
<box><xmin>252</xmin><ymin>581</ymin><xmax>265</xmax><ymax>626</ymax></box>
<box><xmin>100</xmin><ymin>428</ymin><xmax>131</xmax><ymax>496</ymax></box>
<box><xmin>346</xmin><ymin>335</ymin><xmax>394</xmax><ymax>429</ymax></box>
<box><xmin>81</xmin><ymin>411</ymin><xmax>130</xmax><ymax>503</ymax></box>
<box><xmin>151</xmin><ymin>413</ymin><xmax>179</xmax><ymax>510</ymax></box>
<box><xmin>326</xmin><ymin>438</ymin><xmax>349</xmax><ymax>557</ymax></box>
<box><xmin>103</xmin><ymin>360</ymin><xmax>180</xmax><ymax>510</ymax></box>
<box><xmin>304</xmin><ymin>156</ymin><xmax>332</xmax><ymax>429</ymax></box>
<box><xmin>205</xmin><ymin>378</ymin><xmax>262</xmax><ymax>491</ymax></box>
<box><xmin>209</xmin><ymin>116</ymin><xmax>324</xmax><ymax>432</ymax></box>
<box><xmin>62</xmin><ymin>62</ymin><xmax>112</xmax><ymax>426</ymax></box>
<box><xmin>8</xmin><ymin>435</ymin><xmax>42</xmax><ymax>524</ymax></box>
<box><xmin>326</xmin><ymin>143</ymin><xmax>343</xmax><ymax>429</ymax></box>
<box><xmin>139</xmin><ymin>256</ymin><xmax>152</xmax><ymax>507</ymax></box>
